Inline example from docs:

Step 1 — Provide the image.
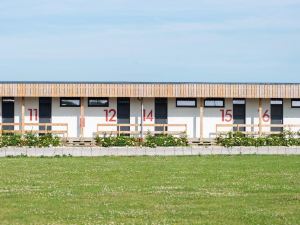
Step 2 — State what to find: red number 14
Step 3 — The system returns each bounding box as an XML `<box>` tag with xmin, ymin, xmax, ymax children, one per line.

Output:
<box><xmin>143</xmin><ymin>109</ymin><xmax>153</xmax><ymax>122</ymax></box>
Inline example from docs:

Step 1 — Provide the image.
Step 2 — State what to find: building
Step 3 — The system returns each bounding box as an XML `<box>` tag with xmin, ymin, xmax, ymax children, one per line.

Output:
<box><xmin>1</xmin><ymin>82</ymin><xmax>300</xmax><ymax>140</ymax></box>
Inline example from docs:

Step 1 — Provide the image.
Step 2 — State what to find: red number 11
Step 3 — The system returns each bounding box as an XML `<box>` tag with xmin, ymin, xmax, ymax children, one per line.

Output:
<box><xmin>28</xmin><ymin>109</ymin><xmax>38</xmax><ymax>121</ymax></box>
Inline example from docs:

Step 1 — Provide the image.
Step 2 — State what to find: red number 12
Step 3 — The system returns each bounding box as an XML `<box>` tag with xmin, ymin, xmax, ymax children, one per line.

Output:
<box><xmin>104</xmin><ymin>109</ymin><xmax>116</xmax><ymax>122</ymax></box>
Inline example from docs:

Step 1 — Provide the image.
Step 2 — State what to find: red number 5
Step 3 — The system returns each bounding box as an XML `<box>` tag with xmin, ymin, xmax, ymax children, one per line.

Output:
<box><xmin>220</xmin><ymin>109</ymin><xmax>232</xmax><ymax>122</ymax></box>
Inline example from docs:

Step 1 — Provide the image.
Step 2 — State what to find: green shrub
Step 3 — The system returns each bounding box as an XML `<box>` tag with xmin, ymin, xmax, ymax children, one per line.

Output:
<box><xmin>95</xmin><ymin>134</ymin><xmax>188</xmax><ymax>148</ymax></box>
<box><xmin>217</xmin><ymin>130</ymin><xmax>300</xmax><ymax>147</ymax></box>
<box><xmin>38</xmin><ymin>134</ymin><xmax>61</xmax><ymax>147</ymax></box>
<box><xmin>0</xmin><ymin>133</ymin><xmax>61</xmax><ymax>148</ymax></box>
<box><xmin>143</xmin><ymin>134</ymin><xmax>188</xmax><ymax>148</ymax></box>
<box><xmin>24</xmin><ymin>133</ymin><xmax>39</xmax><ymax>147</ymax></box>
<box><xmin>95</xmin><ymin>135</ymin><xmax>139</xmax><ymax>147</ymax></box>
<box><xmin>0</xmin><ymin>134</ymin><xmax>22</xmax><ymax>147</ymax></box>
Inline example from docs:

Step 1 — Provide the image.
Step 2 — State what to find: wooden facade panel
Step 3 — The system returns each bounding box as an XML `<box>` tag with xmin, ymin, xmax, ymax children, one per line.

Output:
<box><xmin>0</xmin><ymin>82</ymin><xmax>300</xmax><ymax>98</ymax></box>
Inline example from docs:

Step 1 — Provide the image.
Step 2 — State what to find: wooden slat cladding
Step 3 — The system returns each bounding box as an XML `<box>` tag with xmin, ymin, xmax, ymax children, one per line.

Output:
<box><xmin>0</xmin><ymin>83</ymin><xmax>300</xmax><ymax>98</ymax></box>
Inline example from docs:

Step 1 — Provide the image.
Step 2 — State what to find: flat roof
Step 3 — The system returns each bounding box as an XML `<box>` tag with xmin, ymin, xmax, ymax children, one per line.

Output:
<box><xmin>0</xmin><ymin>81</ymin><xmax>299</xmax><ymax>85</ymax></box>
<box><xmin>0</xmin><ymin>82</ymin><xmax>300</xmax><ymax>98</ymax></box>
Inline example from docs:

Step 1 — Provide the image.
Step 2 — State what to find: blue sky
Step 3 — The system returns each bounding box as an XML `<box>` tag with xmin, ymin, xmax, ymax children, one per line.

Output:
<box><xmin>0</xmin><ymin>0</ymin><xmax>299</xmax><ymax>82</ymax></box>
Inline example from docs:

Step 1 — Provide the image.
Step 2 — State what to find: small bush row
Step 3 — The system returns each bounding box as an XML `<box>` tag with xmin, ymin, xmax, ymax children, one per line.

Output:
<box><xmin>95</xmin><ymin>134</ymin><xmax>188</xmax><ymax>148</ymax></box>
<box><xmin>95</xmin><ymin>136</ymin><xmax>140</xmax><ymax>147</ymax></box>
<box><xmin>0</xmin><ymin>134</ymin><xmax>61</xmax><ymax>148</ymax></box>
<box><xmin>217</xmin><ymin>131</ymin><xmax>300</xmax><ymax>147</ymax></box>
<box><xmin>143</xmin><ymin>134</ymin><xmax>188</xmax><ymax>148</ymax></box>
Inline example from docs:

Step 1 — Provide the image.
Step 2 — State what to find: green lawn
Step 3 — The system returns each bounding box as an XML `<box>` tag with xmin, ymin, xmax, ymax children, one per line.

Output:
<box><xmin>0</xmin><ymin>156</ymin><xmax>299</xmax><ymax>225</ymax></box>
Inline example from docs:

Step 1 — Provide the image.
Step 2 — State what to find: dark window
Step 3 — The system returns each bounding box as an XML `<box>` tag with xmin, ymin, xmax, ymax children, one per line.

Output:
<box><xmin>291</xmin><ymin>99</ymin><xmax>300</xmax><ymax>108</ymax></box>
<box><xmin>2</xmin><ymin>97</ymin><xmax>15</xmax><ymax>131</ymax></box>
<box><xmin>155</xmin><ymin>98</ymin><xmax>168</xmax><ymax>132</ymax></box>
<box><xmin>204</xmin><ymin>99</ymin><xmax>225</xmax><ymax>108</ymax></box>
<box><xmin>176</xmin><ymin>98</ymin><xmax>197</xmax><ymax>108</ymax></box>
<box><xmin>39</xmin><ymin>97</ymin><xmax>52</xmax><ymax>133</ymax></box>
<box><xmin>271</xmin><ymin>99</ymin><xmax>283</xmax><ymax>132</ymax></box>
<box><xmin>117</xmin><ymin>98</ymin><xmax>130</xmax><ymax>135</ymax></box>
<box><xmin>88</xmin><ymin>98</ymin><xmax>109</xmax><ymax>107</ymax></box>
<box><xmin>233</xmin><ymin>99</ymin><xmax>246</xmax><ymax>132</ymax></box>
<box><xmin>60</xmin><ymin>98</ymin><xmax>81</xmax><ymax>107</ymax></box>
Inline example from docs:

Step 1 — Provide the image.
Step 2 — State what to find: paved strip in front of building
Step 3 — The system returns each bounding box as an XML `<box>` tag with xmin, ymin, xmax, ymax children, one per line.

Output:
<box><xmin>1</xmin><ymin>147</ymin><xmax>300</xmax><ymax>157</ymax></box>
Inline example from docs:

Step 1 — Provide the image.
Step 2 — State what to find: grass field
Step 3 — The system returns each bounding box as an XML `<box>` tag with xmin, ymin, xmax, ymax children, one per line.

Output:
<box><xmin>0</xmin><ymin>156</ymin><xmax>299</xmax><ymax>225</ymax></box>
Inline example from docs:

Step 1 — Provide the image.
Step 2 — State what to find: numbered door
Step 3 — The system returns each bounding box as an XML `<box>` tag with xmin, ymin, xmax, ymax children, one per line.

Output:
<box><xmin>39</xmin><ymin>97</ymin><xmax>52</xmax><ymax>133</ymax></box>
<box><xmin>233</xmin><ymin>99</ymin><xmax>246</xmax><ymax>132</ymax></box>
<box><xmin>271</xmin><ymin>99</ymin><xmax>283</xmax><ymax>132</ymax></box>
<box><xmin>155</xmin><ymin>98</ymin><xmax>168</xmax><ymax>132</ymax></box>
<box><xmin>117</xmin><ymin>98</ymin><xmax>130</xmax><ymax>135</ymax></box>
<box><xmin>2</xmin><ymin>97</ymin><xmax>15</xmax><ymax>131</ymax></box>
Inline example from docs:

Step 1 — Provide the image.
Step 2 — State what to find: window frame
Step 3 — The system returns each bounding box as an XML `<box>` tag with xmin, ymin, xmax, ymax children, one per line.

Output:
<box><xmin>204</xmin><ymin>98</ymin><xmax>225</xmax><ymax>108</ymax></box>
<box><xmin>60</xmin><ymin>97</ymin><xmax>81</xmax><ymax>107</ymax></box>
<box><xmin>176</xmin><ymin>98</ymin><xmax>197</xmax><ymax>108</ymax></box>
<box><xmin>291</xmin><ymin>99</ymin><xmax>300</xmax><ymax>108</ymax></box>
<box><xmin>88</xmin><ymin>97</ymin><xmax>109</xmax><ymax>107</ymax></box>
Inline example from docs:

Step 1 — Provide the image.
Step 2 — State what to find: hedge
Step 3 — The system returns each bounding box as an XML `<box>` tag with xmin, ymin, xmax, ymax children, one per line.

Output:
<box><xmin>0</xmin><ymin>134</ymin><xmax>61</xmax><ymax>148</ymax></box>
<box><xmin>95</xmin><ymin>134</ymin><xmax>188</xmax><ymax>148</ymax></box>
<box><xmin>217</xmin><ymin>130</ymin><xmax>300</xmax><ymax>147</ymax></box>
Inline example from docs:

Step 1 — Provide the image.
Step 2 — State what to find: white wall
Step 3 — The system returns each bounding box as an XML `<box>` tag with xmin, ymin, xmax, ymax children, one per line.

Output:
<box><xmin>4</xmin><ymin>97</ymin><xmax>300</xmax><ymax>139</ymax></box>
<box><xmin>52</xmin><ymin>97</ymin><xmax>80</xmax><ymax>138</ymax></box>
<box><xmin>0</xmin><ymin>98</ymin><xmax>2</xmax><ymax>123</ymax></box>
<box><xmin>245</xmin><ymin>99</ymin><xmax>270</xmax><ymax>133</ymax></box>
<box><xmin>14</xmin><ymin>97</ymin><xmax>21</xmax><ymax>131</ymax></box>
<box><xmin>23</xmin><ymin>97</ymin><xmax>39</xmax><ymax>131</ymax></box>
<box><xmin>84</xmin><ymin>97</ymin><xmax>117</xmax><ymax>137</ymax></box>
<box><xmin>245</xmin><ymin>99</ymin><xmax>257</xmax><ymax>132</ymax></box>
<box><xmin>130</xmin><ymin>98</ymin><xmax>155</xmax><ymax>134</ymax></box>
<box><xmin>168</xmin><ymin>98</ymin><xmax>200</xmax><ymax>138</ymax></box>
<box><xmin>261</xmin><ymin>99</ymin><xmax>271</xmax><ymax>133</ymax></box>
<box><xmin>284</xmin><ymin>99</ymin><xmax>300</xmax><ymax>132</ymax></box>
<box><xmin>203</xmin><ymin>99</ymin><xmax>233</xmax><ymax>138</ymax></box>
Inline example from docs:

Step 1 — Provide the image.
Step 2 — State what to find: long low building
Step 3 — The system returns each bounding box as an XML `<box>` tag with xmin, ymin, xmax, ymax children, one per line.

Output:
<box><xmin>1</xmin><ymin>81</ymin><xmax>300</xmax><ymax>140</ymax></box>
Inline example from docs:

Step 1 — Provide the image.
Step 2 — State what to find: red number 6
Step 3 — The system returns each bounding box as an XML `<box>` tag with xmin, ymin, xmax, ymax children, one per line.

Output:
<box><xmin>262</xmin><ymin>110</ymin><xmax>270</xmax><ymax>122</ymax></box>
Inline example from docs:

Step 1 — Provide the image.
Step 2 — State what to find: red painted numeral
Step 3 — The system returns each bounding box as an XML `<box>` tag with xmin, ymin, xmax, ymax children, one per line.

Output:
<box><xmin>143</xmin><ymin>109</ymin><xmax>153</xmax><ymax>122</ymax></box>
<box><xmin>104</xmin><ymin>109</ymin><xmax>116</xmax><ymax>122</ymax></box>
<box><xmin>220</xmin><ymin>109</ymin><xmax>233</xmax><ymax>122</ymax></box>
<box><xmin>34</xmin><ymin>109</ymin><xmax>38</xmax><ymax>121</ymax></box>
<box><xmin>262</xmin><ymin>110</ymin><xmax>270</xmax><ymax>122</ymax></box>
<box><xmin>28</xmin><ymin>109</ymin><xmax>38</xmax><ymax>121</ymax></box>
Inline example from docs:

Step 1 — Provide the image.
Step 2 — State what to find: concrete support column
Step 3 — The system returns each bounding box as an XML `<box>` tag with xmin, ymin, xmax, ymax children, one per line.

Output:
<box><xmin>258</xmin><ymin>98</ymin><xmax>262</xmax><ymax>136</ymax></box>
<box><xmin>80</xmin><ymin>97</ymin><xmax>85</xmax><ymax>138</ymax></box>
<box><xmin>200</xmin><ymin>98</ymin><xmax>204</xmax><ymax>141</ymax></box>
<box><xmin>140</xmin><ymin>98</ymin><xmax>144</xmax><ymax>139</ymax></box>
<box><xmin>21</xmin><ymin>97</ymin><xmax>25</xmax><ymax>135</ymax></box>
